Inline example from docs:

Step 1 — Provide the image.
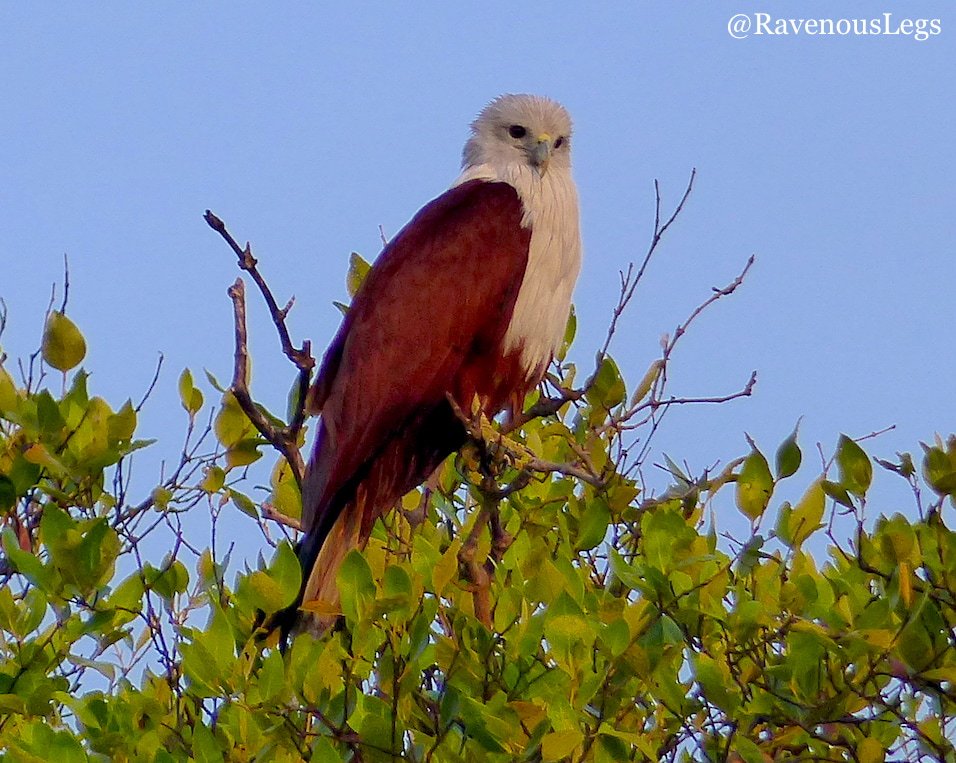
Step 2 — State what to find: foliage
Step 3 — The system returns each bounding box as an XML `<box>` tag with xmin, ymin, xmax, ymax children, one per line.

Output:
<box><xmin>2</xmin><ymin>256</ymin><xmax>956</xmax><ymax>761</ymax></box>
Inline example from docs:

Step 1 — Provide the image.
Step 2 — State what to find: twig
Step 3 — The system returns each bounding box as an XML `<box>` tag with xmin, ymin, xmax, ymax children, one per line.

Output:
<box><xmin>60</xmin><ymin>253</ymin><xmax>70</xmax><ymax>314</ymax></box>
<box><xmin>613</xmin><ymin>371</ymin><xmax>758</xmax><ymax>432</ymax></box>
<box><xmin>227</xmin><ymin>279</ymin><xmax>307</xmax><ymax>485</ymax></box>
<box><xmin>456</xmin><ymin>482</ymin><xmax>496</xmax><ymax>628</ymax></box>
<box><xmin>663</xmin><ymin>254</ymin><xmax>755</xmax><ymax>358</ymax></box>
<box><xmin>135</xmin><ymin>353</ymin><xmax>165</xmax><ymax>413</ymax></box>
<box><xmin>596</xmin><ymin>168</ymin><xmax>696</xmax><ymax>365</ymax></box>
<box><xmin>261</xmin><ymin>502</ymin><xmax>302</xmax><ymax>531</ymax></box>
<box><xmin>526</xmin><ymin>457</ymin><xmax>605</xmax><ymax>488</ymax></box>
<box><xmin>204</xmin><ymin>210</ymin><xmax>315</xmax><ymax>441</ymax></box>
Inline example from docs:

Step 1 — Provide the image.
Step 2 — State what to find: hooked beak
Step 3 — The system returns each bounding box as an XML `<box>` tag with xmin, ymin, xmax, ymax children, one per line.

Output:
<box><xmin>530</xmin><ymin>133</ymin><xmax>553</xmax><ymax>176</ymax></box>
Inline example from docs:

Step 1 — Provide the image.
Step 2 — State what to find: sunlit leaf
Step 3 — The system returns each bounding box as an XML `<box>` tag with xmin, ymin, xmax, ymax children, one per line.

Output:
<box><xmin>629</xmin><ymin>359</ymin><xmax>662</xmax><ymax>407</ymax></box>
<box><xmin>346</xmin><ymin>251</ymin><xmax>371</xmax><ymax>297</ymax></box>
<box><xmin>42</xmin><ymin>311</ymin><xmax>86</xmax><ymax>372</ymax></box>
<box><xmin>735</xmin><ymin>446</ymin><xmax>774</xmax><ymax>520</ymax></box>
<box><xmin>922</xmin><ymin>435</ymin><xmax>956</xmax><ymax>498</ymax></box>
<box><xmin>837</xmin><ymin>434</ymin><xmax>872</xmax><ymax>496</ymax></box>
<box><xmin>785</xmin><ymin>479</ymin><xmax>825</xmax><ymax>547</ymax></box>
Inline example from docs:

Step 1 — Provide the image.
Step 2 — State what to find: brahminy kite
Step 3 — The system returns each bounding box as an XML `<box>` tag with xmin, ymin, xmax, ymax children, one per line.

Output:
<box><xmin>283</xmin><ymin>94</ymin><xmax>582</xmax><ymax>637</ymax></box>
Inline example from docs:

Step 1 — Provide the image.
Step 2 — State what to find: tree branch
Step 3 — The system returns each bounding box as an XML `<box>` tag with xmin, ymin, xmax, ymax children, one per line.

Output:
<box><xmin>227</xmin><ymin>278</ymin><xmax>306</xmax><ymax>485</ymax></box>
<box><xmin>204</xmin><ymin>210</ymin><xmax>315</xmax><ymax>443</ymax></box>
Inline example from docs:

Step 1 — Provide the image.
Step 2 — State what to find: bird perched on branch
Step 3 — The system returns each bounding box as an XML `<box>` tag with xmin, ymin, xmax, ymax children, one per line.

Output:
<box><xmin>279</xmin><ymin>94</ymin><xmax>582</xmax><ymax>639</ymax></box>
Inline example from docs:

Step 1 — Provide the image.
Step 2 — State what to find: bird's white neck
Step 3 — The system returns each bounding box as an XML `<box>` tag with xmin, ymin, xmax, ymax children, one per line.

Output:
<box><xmin>452</xmin><ymin>162</ymin><xmax>582</xmax><ymax>377</ymax></box>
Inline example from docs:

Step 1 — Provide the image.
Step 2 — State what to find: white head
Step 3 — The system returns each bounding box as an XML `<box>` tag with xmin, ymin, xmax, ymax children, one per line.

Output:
<box><xmin>454</xmin><ymin>94</ymin><xmax>582</xmax><ymax>377</ymax></box>
<box><xmin>461</xmin><ymin>94</ymin><xmax>574</xmax><ymax>179</ymax></box>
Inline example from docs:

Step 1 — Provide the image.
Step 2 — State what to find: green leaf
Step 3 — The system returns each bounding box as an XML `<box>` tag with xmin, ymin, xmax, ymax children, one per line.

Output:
<box><xmin>107</xmin><ymin>399</ymin><xmax>137</xmax><ymax>442</ymax></box>
<box><xmin>191</xmin><ymin>722</ymin><xmax>224</xmax><ymax>763</ymax></box>
<box><xmin>237</xmin><ymin>571</ymin><xmax>285</xmax><ymax>613</ymax></box>
<box><xmin>837</xmin><ymin>434</ymin><xmax>872</xmax><ymax>496</ymax></box>
<box><xmin>178</xmin><ymin>368</ymin><xmax>204</xmax><ymax>416</ymax></box>
<box><xmin>310</xmin><ymin>738</ymin><xmax>342</xmax><ymax>763</ymax></box>
<box><xmin>269</xmin><ymin>541</ymin><xmax>301</xmax><ymax>609</ymax></box>
<box><xmin>629</xmin><ymin>359</ymin><xmax>662</xmax><ymax>407</ymax></box>
<box><xmin>226</xmin><ymin>438</ymin><xmax>263</xmax><ymax>468</ymax></box>
<box><xmin>857</xmin><ymin>737</ymin><xmax>884</xmax><ymax>763</ymax></box>
<box><xmin>230</xmin><ymin>489</ymin><xmax>258</xmax><ymax>519</ymax></box>
<box><xmin>557</xmin><ymin>305</ymin><xmax>576</xmax><ymax>361</ymax></box>
<box><xmin>2</xmin><ymin>528</ymin><xmax>52</xmax><ymax>590</ymax></box>
<box><xmin>45</xmin><ymin>731</ymin><xmax>87</xmax><ymax>763</ymax></box>
<box><xmin>586</xmin><ymin>356</ymin><xmax>626</xmax><ymax>409</ymax></box>
<box><xmin>214</xmin><ymin>392</ymin><xmax>252</xmax><ymax>448</ymax></box>
<box><xmin>338</xmin><ymin>550</ymin><xmax>375</xmax><ymax>623</ymax></box>
<box><xmin>200</xmin><ymin>465</ymin><xmax>226</xmax><ymax>493</ymax></box>
<box><xmin>238</xmin><ymin>541</ymin><xmax>302</xmax><ymax>612</ymax></box>
<box><xmin>693</xmin><ymin>653</ymin><xmax>738</xmax><ymax>713</ymax></box>
<box><xmin>736</xmin><ymin>446</ymin><xmax>774</xmax><ymax>520</ymax></box>
<box><xmin>257</xmin><ymin>649</ymin><xmax>286</xmax><ymax>705</ymax></box>
<box><xmin>775</xmin><ymin>424</ymin><xmax>802</xmax><ymax>479</ymax></box>
<box><xmin>732</xmin><ymin>736</ymin><xmax>767</xmax><ymax>763</ymax></box>
<box><xmin>383</xmin><ymin>564</ymin><xmax>411</xmax><ymax>600</ymax></box>
<box><xmin>541</xmin><ymin>728</ymin><xmax>583</xmax><ymax>761</ymax></box>
<box><xmin>575</xmin><ymin>496</ymin><xmax>610</xmax><ymax>551</ymax></box>
<box><xmin>821</xmin><ymin>479</ymin><xmax>854</xmax><ymax>508</ymax></box>
<box><xmin>346</xmin><ymin>252</ymin><xmax>371</xmax><ymax>297</ymax></box>
<box><xmin>922</xmin><ymin>436</ymin><xmax>956</xmax><ymax>498</ymax></box>
<box><xmin>41</xmin><ymin>311</ymin><xmax>87</xmax><ymax>372</ymax></box>
<box><xmin>0</xmin><ymin>366</ymin><xmax>19</xmax><ymax>412</ymax></box>
<box><xmin>785</xmin><ymin>479</ymin><xmax>825</xmax><ymax>547</ymax></box>
<box><xmin>0</xmin><ymin>475</ymin><xmax>15</xmax><ymax>511</ymax></box>
<box><xmin>148</xmin><ymin>560</ymin><xmax>189</xmax><ymax>601</ymax></box>
<box><xmin>877</xmin><ymin>514</ymin><xmax>917</xmax><ymax>565</ymax></box>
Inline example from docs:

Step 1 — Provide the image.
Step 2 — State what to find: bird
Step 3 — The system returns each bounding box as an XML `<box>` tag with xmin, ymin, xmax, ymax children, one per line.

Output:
<box><xmin>281</xmin><ymin>94</ymin><xmax>582</xmax><ymax>639</ymax></box>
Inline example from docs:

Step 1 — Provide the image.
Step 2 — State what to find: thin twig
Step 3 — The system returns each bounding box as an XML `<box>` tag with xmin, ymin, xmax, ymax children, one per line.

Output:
<box><xmin>204</xmin><ymin>210</ymin><xmax>315</xmax><ymax>443</ymax></box>
<box><xmin>227</xmin><ymin>278</ymin><xmax>307</xmax><ymax>485</ymax></box>
<box><xmin>596</xmin><ymin>168</ymin><xmax>697</xmax><ymax>364</ymax></box>
<box><xmin>60</xmin><ymin>253</ymin><xmax>70</xmax><ymax>314</ymax></box>
<box><xmin>261</xmin><ymin>503</ymin><xmax>302</xmax><ymax>531</ymax></box>
<box><xmin>135</xmin><ymin>353</ymin><xmax>165</xmax><ymax>413</ymax></box>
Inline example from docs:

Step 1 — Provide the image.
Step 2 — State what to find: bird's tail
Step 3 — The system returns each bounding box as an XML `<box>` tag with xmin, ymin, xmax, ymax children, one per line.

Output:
<box><xmin>266</xmin><ymin>490</ymin><xmax>364</xmax><ymax>645</ymax></box>
<box><xmin>294</xmin><ymin>504</ymin><xmax>362</xmax><ymax>637</ymax></box>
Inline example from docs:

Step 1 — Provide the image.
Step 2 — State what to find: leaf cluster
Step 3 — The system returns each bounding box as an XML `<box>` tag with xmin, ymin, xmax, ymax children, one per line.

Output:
<box><xmin>1</xmin><ymin>298</ymin><xmax>955</xmax><ymax>762</ymax></box>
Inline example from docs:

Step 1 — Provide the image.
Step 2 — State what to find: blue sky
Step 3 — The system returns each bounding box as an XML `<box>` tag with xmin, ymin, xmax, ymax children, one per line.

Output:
<box><xmin>1</xmin><ymin>3</ymin><xmax>953</xmax><ymax>554</ymax></box>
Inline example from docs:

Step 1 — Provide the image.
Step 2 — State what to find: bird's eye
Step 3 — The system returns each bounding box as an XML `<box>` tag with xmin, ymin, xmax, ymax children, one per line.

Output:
<box><xmin>554</xmin><ymin>136</ymin><xmax>565</xmax><ymax>149</ymax></box>
<box><xmin>508</xmin><ymin>124</ymin><xmax>526</xmax><ymax>139</ymax></box>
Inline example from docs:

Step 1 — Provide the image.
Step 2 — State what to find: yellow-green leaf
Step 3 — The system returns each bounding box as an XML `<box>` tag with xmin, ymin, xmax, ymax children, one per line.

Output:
<box><xmin>837</xmin><ymin>434</ymin><xmax>872</xmax><ymax>496</ymax></box>
<box><xmin>775</xmin><ymin>425</ymin><xmax>802</xmax><ymax>479</ymax></box>
<box><xmin>541</xmin><ymin>728</ymin><xmax>583</xmax><ymax>762</ymax></box>
<box><xmin>857</xmin><ymin>737</ymin><xmax>883</xmax><ymax>763</ymax></box>
<box><xmin>42</xmin><ymin>311</ymin><xmax>87</xmax><ymax>372</ymax></box>
<box><xmin>178</xmin><ymin>368</ymin><xmax>204</xmax><ymax>416</ymax></box>
<box><xmin>787</xmin><ymin>479</ymin><xmax>825</xmax><ymax>546</ymax></box>
<box><xmin>346</xmin><ymin>252</ymin><xmax>371</xmax><ymax>297</ymax></box>
<box><xmin>629</xmin><ymin>359</ymin><xmax>663</xmax><ymax>407</ymax></box>
<box><xmin>736</xmin><ymin>447</ymin><xmax>774</xmax><ymax>521</ymax></box>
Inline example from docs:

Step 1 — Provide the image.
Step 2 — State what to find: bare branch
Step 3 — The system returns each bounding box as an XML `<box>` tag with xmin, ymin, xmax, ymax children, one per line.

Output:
<box><xmin>135</xmin><ymin>353</ymin><xmax>165</xmax><ymax>413</ymax></box>
<box><xmin>261</xmin><ymin>502</ymin><xmax>303</xmax><ymax>531</ymax></box>
<box><xmin>60</xmin><ymin>253</ymin><xmax>70</xmax><ymax>314</ymax></box>
<box><xmin>596</xmin><ymin>168</ymin><xmax>697</xmax><ymax>365</ymax></box>
<box><xmin>663</xmin><ymin>254</ymin><xmax>755</xmax><ymax>359</ymax></box>
<box><xmin>204</xmin><ymin>210</ymin><xmax>315</xmax><ymax>443</ymax></box>
<box><xmin>227</xmin><ymin>278</ymin><xmax>307</xmax><ymax>485</ymax></box>
<box><xmin>526</xmin><ymin>457</ymin><xmax>606</xmax><ymax>488</ymax></box>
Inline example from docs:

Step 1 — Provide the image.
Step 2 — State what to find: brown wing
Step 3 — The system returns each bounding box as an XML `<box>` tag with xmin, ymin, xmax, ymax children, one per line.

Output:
<box><xmin>302</xmin><ymin>179</ymin><xmax>532</xmax><ymax>534</ymax></box>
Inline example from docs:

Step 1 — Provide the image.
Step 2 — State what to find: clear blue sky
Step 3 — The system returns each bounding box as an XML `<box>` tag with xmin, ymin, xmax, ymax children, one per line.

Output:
<box><xmin>1</xmin><ymin>3</ymin><xmax>953</xmax><ymax>554</ymax></box>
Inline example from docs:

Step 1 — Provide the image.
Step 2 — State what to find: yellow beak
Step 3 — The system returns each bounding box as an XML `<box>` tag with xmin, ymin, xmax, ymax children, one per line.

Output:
<box><xmin>531</xmin><ymin>133</ymin><xmax>553</xmax><ymax>175</ymax></box>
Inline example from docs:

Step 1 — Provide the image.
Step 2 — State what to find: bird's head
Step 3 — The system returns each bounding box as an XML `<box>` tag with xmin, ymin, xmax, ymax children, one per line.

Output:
<box><xmin>461</xmin><ymin>94</ymin><xmax>573</xmax><ymax>179</ymax></box>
